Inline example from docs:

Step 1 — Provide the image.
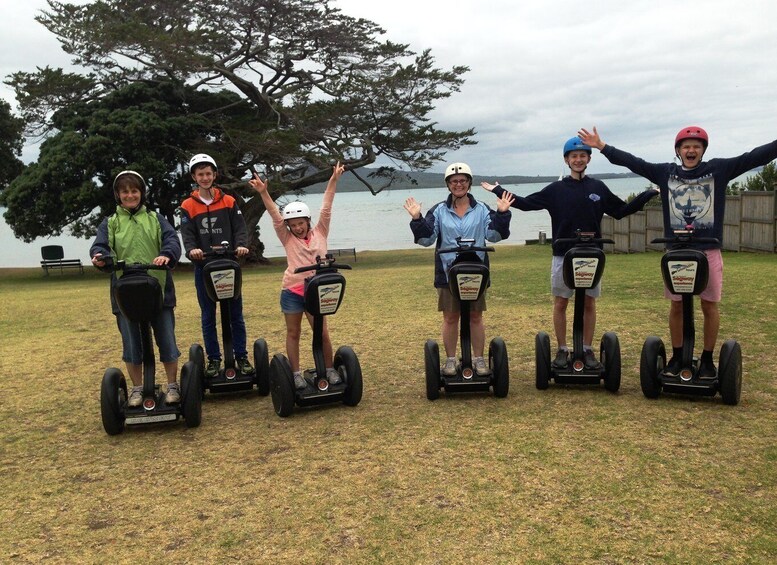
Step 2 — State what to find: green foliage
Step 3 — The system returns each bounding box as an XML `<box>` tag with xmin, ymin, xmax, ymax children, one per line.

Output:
<box><xmin>740</xmin><ymin>161</ymin><xmax>777</xmax><ymax>192</ymax></box>
<box><xmin>0</xmin><ymin>99</ymin><xmax>24</xmax><ymax>189</ymax></box>
<box><xmin>4</xmin><ymin>0</ymin><xmax>474</xmax><ymax>256</ymax></box>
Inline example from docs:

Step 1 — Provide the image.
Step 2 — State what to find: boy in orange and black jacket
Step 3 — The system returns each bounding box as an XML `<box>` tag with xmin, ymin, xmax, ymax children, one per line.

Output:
<box><xmin>179</xmin><ymin>153</ymin><xmax>253</xmax><ymax>378</ymax></box>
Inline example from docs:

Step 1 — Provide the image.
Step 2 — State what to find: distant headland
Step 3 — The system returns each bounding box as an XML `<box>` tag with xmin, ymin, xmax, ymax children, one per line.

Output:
<box><xmin>307</xmin><ymin>169</ymin><xmax>640</xmax><ymax>193</ymax></box>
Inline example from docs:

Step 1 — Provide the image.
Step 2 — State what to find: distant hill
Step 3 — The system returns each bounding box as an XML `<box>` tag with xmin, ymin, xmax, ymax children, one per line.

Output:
<box><xmin>305</xmin><ymin>168</ymin><xmax>640</xmax><ymax>193</ymax></box>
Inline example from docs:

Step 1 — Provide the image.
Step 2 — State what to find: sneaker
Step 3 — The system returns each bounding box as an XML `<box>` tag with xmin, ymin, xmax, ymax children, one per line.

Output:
<box><xmin>128</xmin><ymin>386</ymin><xmax>143</xmax><ymax>407</ymax></box>
<box><xmin>442</xmin><ymin>357</ymin><xmax>457</xmax><ymax>376</ymax></box>
<box><xmin>552</xmin><ymin>348</ymin><xmax>569</xmax><ymax>369</ymax></box>
<box><xmin>327</xmin><ymin>368</ymin><xmax>342</xmax><ymax>385</ymax></box>
<box><xmin>236</xmin><ymin>357</ymin><xmax>254</xmax><ymax>375</ymax></box>
<box><xmin>293</xmin><ymin>372</ymin><xmax>307</xmax><ymax>390</ymax></box>
<box><xmin>473</xmin><ymin>356</ymin><xmax>489</xmax><ymax>376</ymax></box>
<box><xmin>583</xmin><ymin>349</ymin><xmax>603</xmax><ymax>370</ymax></box>
<box><xmin>698</xmin><ymin>359</ymin><xmax>717</xmax><ymax>379</ymax></box>
<box><xmin>205</xmin><ymin>359</ymin><xmax>221</xmax><ymax>378</ymax></box>
<box><xmin>165</xmin><ymin>382</ymin><xmax>181</xmax><ymax>404</ymax></box>
<box><xmin>663</xmin><ymin>357</ymin><xmax>681</xmax><ymax>377</ymax></box>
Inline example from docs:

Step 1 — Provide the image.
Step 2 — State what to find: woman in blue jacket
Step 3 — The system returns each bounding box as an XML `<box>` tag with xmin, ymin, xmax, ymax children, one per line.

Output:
<box><xmin>404</xmin><ymin>162</ymin><xmax>513</xmax><ymax>377</ymax></box>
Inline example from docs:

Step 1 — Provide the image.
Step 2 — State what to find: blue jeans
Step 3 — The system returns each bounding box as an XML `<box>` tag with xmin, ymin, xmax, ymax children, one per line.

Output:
<box><xmin>194</xmin><ymin>266</ymin><xmax>248</xmax><ymax>360</ymax></box>
<box><xmin>116</xmin><ymin>307</ymin><xmax>180</xmax><ymax>365</ymax></box>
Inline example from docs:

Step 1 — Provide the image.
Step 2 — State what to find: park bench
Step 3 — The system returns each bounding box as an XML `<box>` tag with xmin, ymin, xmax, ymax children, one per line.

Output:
<box><xmin>327</xmin><ymin>247</ymin><xmax>357</xmax><ymax>262</ymax></box>
<box><xmin>40</xmin><ymin>245</ymin><xmax>84</xmax><ymax>275</ymax></box>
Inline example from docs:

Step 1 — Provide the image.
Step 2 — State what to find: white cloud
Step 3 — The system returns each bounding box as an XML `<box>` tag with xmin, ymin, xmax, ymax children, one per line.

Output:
<box><xmin>2</xmin><ymin>0</ymin><xmax>776</xmax><ymax>175</ymax></box>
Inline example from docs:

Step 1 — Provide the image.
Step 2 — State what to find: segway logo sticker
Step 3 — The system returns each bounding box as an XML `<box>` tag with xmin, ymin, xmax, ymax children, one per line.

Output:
<box><xmin>318</xmin><ymin>284</ymin><xmax>343</xmax><ymax>314</ymax></box>
<box><xmin>668</xmin><ymin>261</ymin><xmax>698</xmax><ymax>293</ymax></box>
<box><xmin>457</xmin><ymin>274</ymin><xmax>483</xmax><ymax>301</ymax></box>
<box><xmin>572</xmin><ymin>258</ymin><xmax>599</xmax><ymax>288</ymax></box>
<box><xmin>210</xmin><ymin>269</ymin><xmax>236</xmax><ymax>300</ymax></box>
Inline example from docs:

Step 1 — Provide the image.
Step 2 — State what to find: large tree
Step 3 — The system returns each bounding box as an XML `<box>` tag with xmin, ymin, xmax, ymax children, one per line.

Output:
<box><xmin>0</xmin><ymin>99</ymin><xmax>24</xmax><ymax>189</ymax></box>
<box><xmin>3</xmin><ymin>0</ymin><xmax>475</xmax><ymax>260</ymax></box>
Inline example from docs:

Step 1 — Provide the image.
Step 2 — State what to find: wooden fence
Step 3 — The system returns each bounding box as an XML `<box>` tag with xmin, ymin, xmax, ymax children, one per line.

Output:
<box><xmin>601</xmin><ymin>191</ymin><xmax>777</xmax><ymax>253</ymax></box>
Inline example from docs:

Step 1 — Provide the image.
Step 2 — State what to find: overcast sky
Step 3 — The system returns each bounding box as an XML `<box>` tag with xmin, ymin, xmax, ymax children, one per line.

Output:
<box><xmin>2</xmin><ymin>0</ymin><xmax>776</xmax><ymax>176</ymax></box>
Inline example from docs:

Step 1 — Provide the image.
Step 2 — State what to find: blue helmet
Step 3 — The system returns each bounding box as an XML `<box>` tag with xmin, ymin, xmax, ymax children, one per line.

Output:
<box><xmin>563</xmin><ymin>137</ymin><xmax>592</xmax><ymax>156</ymax></box>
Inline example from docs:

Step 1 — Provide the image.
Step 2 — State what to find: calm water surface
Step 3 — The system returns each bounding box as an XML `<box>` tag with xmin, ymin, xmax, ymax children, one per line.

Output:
<box><xmin>1</xmin><ymin>178</ymin><xmax>650</xmax><ymax>268</ymax></box>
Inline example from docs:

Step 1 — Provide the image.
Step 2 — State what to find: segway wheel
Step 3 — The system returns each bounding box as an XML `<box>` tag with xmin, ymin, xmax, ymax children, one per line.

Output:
<box><xmin>718</xmin><ymin>339</ymin><xmax>742</xmax><ymax>406</ymax></box>
<box><xmin>424</xmin><ymin>339</ymin><xmax>441</xmax><ymax>401</ymax></box>
<box><xmin>600</xmin><ymin>331</ymin><xmax>621</xmax><ymax>393</ymax></box>
<box><xmin>100</xmin><ymin>367</ymin><xmax>127</xmax><ymax>436</ymax></box>
<box><xmin>336</xmin><ymin>346</ymin><xmax>363</xmax><ymax>407</ymax></box>
<box><xmin>253</xmin><ymin>338</ymin><xmax>270</xmax><ymax>396</ymax></box>
<box><xmin>270</xmin><ymin>354</ymin><xmax>295</xmax><ymax>417</ymax></box>
<box><xmin>188</xmin><ymin>343</ymin><xmax>206</xmax><ymax>398</ymax></box>
<box><xmin>535</xmin><ymin>331</ymin><xmax>551</xmax><ymax>390</ymax></box>
<box><xmin>489</xmin><ymin>337</ymin><xmax>509</xmax><ymax>398</ymax></box>
<box><xmin>640</xmin><ymin>336</ymin><xmax>665</xmax><ymax>399</ymax></box>
<box><xmin>180</xmin><ymin>360</ymin><xmax>202</xmax><ymax>428</ymax></box>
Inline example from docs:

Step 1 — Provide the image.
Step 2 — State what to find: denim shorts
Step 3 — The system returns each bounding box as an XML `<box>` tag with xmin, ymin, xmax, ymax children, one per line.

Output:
<box><xmin>280</xmin><ymin>288</ymin><xmax>305</xmax><ymax>314</ymax></box>
<box><xmin>116</xmin><ymin>307</ymin><xmax>180</xmax><ymax>364</ymax></box>
<box><xmin>551</xmin><ymin>255</ymin><xmax>601</xmax><ymax>299</ymax></box>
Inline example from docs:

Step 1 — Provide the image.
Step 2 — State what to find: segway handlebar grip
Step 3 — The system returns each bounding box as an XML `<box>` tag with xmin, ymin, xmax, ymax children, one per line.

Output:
<box><xmin>437</xmin><ymin>246</ymin><xmax>495</xmax><ymax>255</ymax></box>
<box><xmin>121</xmin><ymin>262</ymin><xmax>170</xmax><ymax>271</ymax></box>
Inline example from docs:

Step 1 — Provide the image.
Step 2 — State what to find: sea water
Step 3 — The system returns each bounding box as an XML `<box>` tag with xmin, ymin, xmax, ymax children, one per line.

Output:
<box><xmin>0</xmin><ymin>177</ymin><xmax>651</xmax><ymax>268</ymax></box>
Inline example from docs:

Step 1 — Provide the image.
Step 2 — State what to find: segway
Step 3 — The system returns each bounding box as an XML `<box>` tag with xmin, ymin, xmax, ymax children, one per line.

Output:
<box><xmin>425</xmin><ymin>237</ymin><xmax>509</xmax><ymax>400</ymax></box>
<box><xmin>269</xmin><ymin>253</ymin><xmax>363</xmax><ymax>417</ymax></box>
<box><xmin>100</xmin><ymin>259</ymin><xmax>202</xmax><ymax>435</ymax></box>
<box><xmin>535</xmin><ymin>231</ymin><xmax>621</xmax><ymax>392</ymax></box>
<box><xmin>639</xmin><ymin>228</ymin><xmax>742</xmax><ymax>405</ymax></box>
<box><xmin>188</xmin><ymin>242</ymin><xmax>270</xmax><ymax>397</ymax></box>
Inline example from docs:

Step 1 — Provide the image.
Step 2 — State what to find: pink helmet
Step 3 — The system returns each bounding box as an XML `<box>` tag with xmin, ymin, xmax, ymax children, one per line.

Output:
<box><xmin>674</xmin><ymin>126</ymin><xmax>708</xmax><ymax>149</ymax></box>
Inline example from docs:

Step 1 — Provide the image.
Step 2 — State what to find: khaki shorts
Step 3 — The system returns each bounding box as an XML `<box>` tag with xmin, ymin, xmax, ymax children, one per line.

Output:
<box><xmin>437</xmin><ymin>287</ymin><xmax>487</xmax><ymax>313</ymax></box>
<box><xmin>551</xmin><ymin>255</ymin><xmax>601</xmax><ymax>299</ymax></box>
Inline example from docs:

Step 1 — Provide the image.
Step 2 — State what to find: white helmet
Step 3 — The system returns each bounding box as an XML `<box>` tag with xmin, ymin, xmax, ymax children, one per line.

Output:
<box><xmin>444</xmin><ymin>162</ymin><xmax>473</xmax><ymax>182</ymax></box>
<box><xmin>282</xmin><ymin>201</ymin><xmax>311</xmax><ymax>221</ymax></box>
<box><xmin>188</xmin><ymin>153</ymin><xmax>218</xmax><ymax>174</ymax></box>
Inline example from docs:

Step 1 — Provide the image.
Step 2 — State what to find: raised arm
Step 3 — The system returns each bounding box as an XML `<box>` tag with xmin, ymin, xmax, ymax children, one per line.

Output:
<box><xmin>248</xmin><ymin>172</ymin><xmax>282</xmax><ymax>220</ymax></box>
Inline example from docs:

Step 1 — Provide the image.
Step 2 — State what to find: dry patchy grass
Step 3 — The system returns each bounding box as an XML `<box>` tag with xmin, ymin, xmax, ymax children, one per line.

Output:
<box><xmin>0</xmin><ymin>246</ymin><xmax>775</xmax><ymax>564</ymax></box>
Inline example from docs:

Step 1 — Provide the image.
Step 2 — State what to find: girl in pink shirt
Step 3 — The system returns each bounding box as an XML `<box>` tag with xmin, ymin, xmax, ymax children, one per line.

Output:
<box><xmin>250</xmin><ymin>163</ymin><xmax>345</xmax><ymax>389</ymax></box>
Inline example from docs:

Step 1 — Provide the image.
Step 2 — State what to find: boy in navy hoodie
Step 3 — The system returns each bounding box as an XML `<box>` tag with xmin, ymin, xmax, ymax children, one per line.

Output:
<box><xmin>482</xmin><ymin>138</ymin><xmax>657</xmax><ymax>370</ymax></box>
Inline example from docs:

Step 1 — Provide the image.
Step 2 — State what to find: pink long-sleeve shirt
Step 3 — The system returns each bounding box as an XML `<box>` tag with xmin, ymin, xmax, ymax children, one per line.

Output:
<box><xmin>271</xmin><ymin>190</ymin><xmax>334</xmax><ymax>291</ymax></box>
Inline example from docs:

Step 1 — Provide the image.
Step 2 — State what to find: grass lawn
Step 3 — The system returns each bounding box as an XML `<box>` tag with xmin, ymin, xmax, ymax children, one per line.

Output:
<box><xmin>0</xmin><ymin>244</ymin><xmax>775</xmax><ymax>563</ymax></box>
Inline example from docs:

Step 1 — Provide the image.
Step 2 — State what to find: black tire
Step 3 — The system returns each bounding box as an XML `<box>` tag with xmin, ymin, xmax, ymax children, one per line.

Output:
<box><xmin>535</xmin><ymin>331</ymin><xmax>551</xmax><ymax>390</ymax></box>
<box><xmin>270</xmin><ymin>354</ymin><xmax>296</xmax><ymax>417</ymax></box>
<box><xmin>181</xmin><ymin>360</ymin><xmax>202</xmax><ymax>428</ymax></box>
<box><xmin>600</xmin><ymin>332</ymin><xmax>621</xmax><ymax>393</ymax></box>
<box><xmin>188</xmin><ymin>343</ymin><xmax>206</xmax><ymax>398</ymax></box>
<box><xmin>100</xmin><ymin>367</ymin><xmax>127</xmax><ymax>436</ymax></box>
<box><xmin>336</xmin><ymin>346</ymin><xmax>363</xmax><ymax>407</ymax></box>
<box><xmin>718</xmin><ymin>339</ymin><xmax>742</xmax><ymax>406</ymax></box>
<box><xmin>640</xmin><ymin>336</ymin><xmax>665</xmax><ymax>399</ymax></box>
<box><xmin>253</xmin><ymin>338</ymin><xmax>270</xmax><ymax>396</ymax></box>
<box><xmin>489</xmin><ymin>337</ymin><xmax>509</xmax><ymax>398</ymax></box>
<box><xmin>424</xmin><ymin>339</ymin><xmax>441</xmax><ymax>401</ymax></box>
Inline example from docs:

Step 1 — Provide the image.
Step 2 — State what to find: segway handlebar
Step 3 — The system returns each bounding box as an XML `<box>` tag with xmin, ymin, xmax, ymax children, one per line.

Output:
<box><xmin>198</xmin><ymin>241</ymin><xmax>238</xmax><ymax>262</ymax></box>
<box><xmin>437</xmin><ymin>237</ymin><xmax>495</xmax><ymax>255</ymax></box>
<box><xmin>101</xmin><ymin>256</ymin><xmax>170</xmax><ymax>272</ymax></box>
<box><xmin>651</xmin><ymin>228</ymin><xmax>719</xmax><ymax>247</ymax></box>
<box><xmin>554</xmin><ymin>231</ymin><xmax>614</xmax><ymax>246</ymax></box>
<box><xmin>294</xmin><ymin>253</ymin><xmax>352</xmax><ymax>274</ymax></box>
